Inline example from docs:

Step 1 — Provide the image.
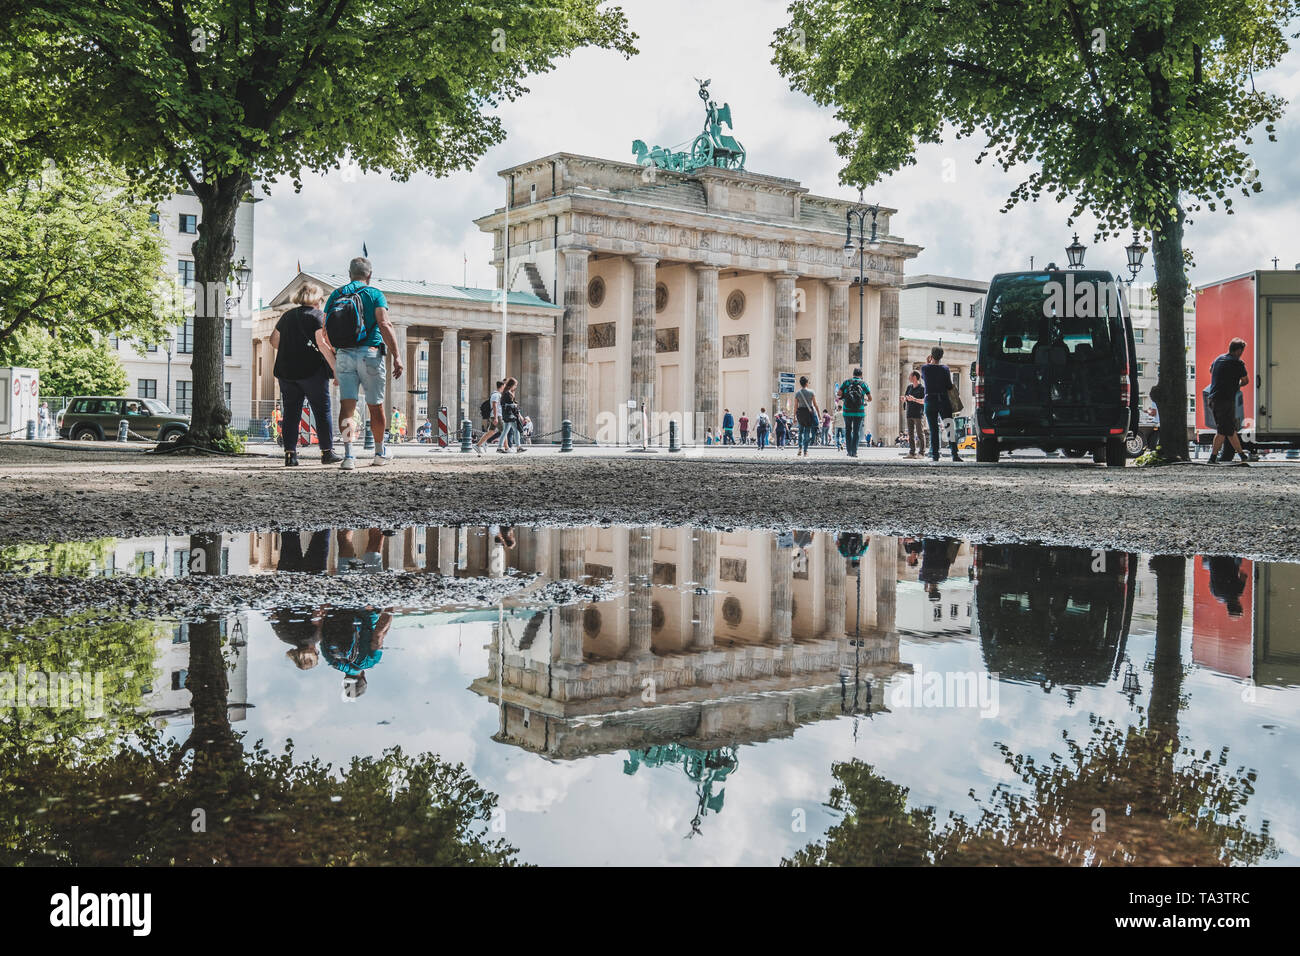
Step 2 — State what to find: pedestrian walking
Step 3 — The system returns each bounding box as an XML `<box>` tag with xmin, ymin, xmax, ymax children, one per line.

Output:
<box><xmin>323</xmin><ymin>256</ymin><xmax>404</xmax><ymax>468</ymax></box>
<box><xmin>920</xmin><ymin>348</ymin><xmax>961</xmax><ymax>462</ymax></box>
<box><xmin>774</xmin><ymin>411</ymin><xmax>788</xmax><ymax>448</ymax></box>
<box><xmin>474</xmin><ymin>380</ymin><xmax>505</xmax><ymax>455</ymax></box>
<box><xmin>820</xmin><ymin>408</ymin><xmax>832</xmax><ymax>446</ymax></box>
<box><xmin>794</xmin><ymin>376</ymin><xmax>822</xmax><ymax>458</ymax></box>
<box><xmin>739</xmin><ymin>411</ymin><xmax>750</xmax><ymax>445</ymax></box>
<box><xmin>838</xmin><ymin>367</ymin><xmax>872</xmax><ymax>457</ymax></box>
<box><xmin>272</xmin><ymin>282</ymin><xmax>341</xmax><ymax>466</ymax></box>
<box><xmin>1207</xmin><ymin>336</ymin><xmax>1250</xmax><ymax>465</ymax></box>
<box><xmin>756</xmin><ymin>408</ymin><xmax>771</xmax><ymax>449</ymax></box>
<box><xmin>498</xmin><ymin>377</ymin><xmax>526</xmax><ymax>453</ymax></box>
<box><xmin>902</xmin><ymin>369</ymin><xmax>926</xmax><ymax>458</ymax></box>
<box><xmin>722</xmin><ymin>408</ymin><xmax>736</xmax><ymax>445</ymax></box>
<box><xmin>833</xmin><ymin>402</ymin><xmax>845</xmax><ymax>450</ymax></box>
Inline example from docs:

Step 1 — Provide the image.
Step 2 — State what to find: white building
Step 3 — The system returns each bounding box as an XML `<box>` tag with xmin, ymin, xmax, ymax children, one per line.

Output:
<box><xmin>1126</xmin><ymin>288</ymin><xmax>1196</xmax><ymax>423</ymax></box>
<box><xmin>899</xmin><ymin>274</ymin><xmax>987</xmax><ymax>338</ymax></box>
<box><xmin>113</xmin><ymin>191</ymin><xmax>256</xmax><ymax>426</ymax></box>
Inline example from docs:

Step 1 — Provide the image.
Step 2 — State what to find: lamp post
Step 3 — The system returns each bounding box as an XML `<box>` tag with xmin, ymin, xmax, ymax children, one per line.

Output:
<box><xmin>843</xmin><ymin>190</ymin><xmax>881</xmax><ymax>373</ymax></box>
<box><xmin>1066</xmin><ymin>233</ymin><xmax>1087</xmax><ymax>269</ymax></box>
<box><xmin>163</xmin><ymin>334</ymin><xmax>174</xmax><ymax>408</ymax></box>
<box><xmin>1125</xmin><ymin>231</ymin><xmax>1148</xmax><ymax>283</ymax></box>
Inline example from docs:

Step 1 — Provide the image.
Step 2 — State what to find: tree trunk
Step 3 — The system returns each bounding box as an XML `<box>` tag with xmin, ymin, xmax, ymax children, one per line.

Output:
<box><xmin>185</xmin><ymin>173</ymin><xmax>250</xmax><ymax>447</ymax></box>
<box><xmin>1150</xmin><ymin>204</ymin><xmax>1190</xmax><ymax>461</ymax></box>
<box><xmin>1147</xmin><ymin>554</ymin><xmax>1184</xmax><ymax>740</ymax></box>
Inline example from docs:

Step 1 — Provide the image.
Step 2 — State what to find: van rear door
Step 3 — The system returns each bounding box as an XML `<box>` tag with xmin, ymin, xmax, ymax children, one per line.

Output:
<box><xmin>1044</xmin><ymin>276</ymin><xmax>1127</xmax><ymax>433</ymax></box>
<box><xmin>983</xmin><ymin>275</ymin><xmax>1051</xmax><ymax>433</ymax></box>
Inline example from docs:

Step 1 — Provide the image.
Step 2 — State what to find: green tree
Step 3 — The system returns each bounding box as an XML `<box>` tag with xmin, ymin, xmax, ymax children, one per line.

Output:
<box><xmin>0</xmin><ymin>326</ymin><xmax>130</xmax><ymax>396</ymax></box>
<box><xmin>774</xmin><ymin>0</ymin><xmax>1294</xmax><ymax>460</ymax></box>
<box><xmin>3</xmin><ymin>1</ymin><xmax>636</xmax><ymax>447</ymax></box>
<box><xmin>0</xmin><ymin>163</ymin><xmax>174</xmax><ymax>351</ymax></box>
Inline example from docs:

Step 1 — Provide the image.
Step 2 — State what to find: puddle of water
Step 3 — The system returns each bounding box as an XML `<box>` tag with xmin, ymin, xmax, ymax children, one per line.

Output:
<box><xmin>0</xmin><ymin>525</ymin><xmax>1296</xmax><ymax>866</ymax></box>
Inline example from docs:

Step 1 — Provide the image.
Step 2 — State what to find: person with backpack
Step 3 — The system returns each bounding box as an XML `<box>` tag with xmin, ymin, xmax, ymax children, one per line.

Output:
<box><xmin>838</xmin><ymin>367</ymin><xmax>872</xmax><ymax>457</ymax></box>
<box><xmin>323</xmin><ymin>257</ymin><xmax>403</xmax><ymax>468</ymax></box>
<box><xmin>474</xmin><ymin>380</ymin><xmax>505</xmax><ymax>456</ymax></box>
<box><xmin>794</xmin><ymin>376</ymin><xmax>822</xmax><ymax>458</ymax></box>
<box><xmin>920</xmin><ymin>347</ymin><xmax>961</xmax><ymax>462</ymax></box>
<box><xmin>271</xmin><ymin>282</ymin><xmax>341</xmax><ymax>466</ymax></box>
<box><xmin>498</xmin><ymin>377</ymin><xmax>526</xmax><ymax>453</ymax></box>
<box><xmin>755</xmin><ymin>408</ymin><xmax>771</xmax><ymax>450</ymax></box>
<box><xmin>721</xmin><ymin>408</ymin><xmax>735</xmax><ymax>445</ymax></box>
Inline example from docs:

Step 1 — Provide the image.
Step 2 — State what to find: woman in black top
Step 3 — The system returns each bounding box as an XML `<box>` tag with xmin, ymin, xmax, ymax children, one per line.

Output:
<box><xmin>497</xmin><ymin>377</ymin><xmax>525</xmax><ymax>453</ymax></box>
<box><xmin>920</xmin><ymin>347</ymin><xmax>961</xmax><ymax>462</ymax></box>
<box><xmin>272</xmin><ymin>283</ymin><xmax>340</xmax><ymax>465</ymax></box>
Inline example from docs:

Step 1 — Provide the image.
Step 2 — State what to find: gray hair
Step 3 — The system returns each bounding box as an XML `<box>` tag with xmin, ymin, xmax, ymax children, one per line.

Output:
<box><xmin>348</xmin><ymin>256</ymin><xmax>372</xmax><ymax>281</ymax></box>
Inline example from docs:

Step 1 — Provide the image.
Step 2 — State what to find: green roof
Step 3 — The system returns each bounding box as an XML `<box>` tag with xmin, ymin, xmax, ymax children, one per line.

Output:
<box><xmin>305</xmin><ymin>272</ymin><xmax>560</xmax><ymax>310</ymax></box>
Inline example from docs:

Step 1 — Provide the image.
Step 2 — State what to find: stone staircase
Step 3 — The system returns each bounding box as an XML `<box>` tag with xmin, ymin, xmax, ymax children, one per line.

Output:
<box><xmin>522</xmin><ymin>262</ymin><xmax>550</xmax><ymax>303</ymax></box>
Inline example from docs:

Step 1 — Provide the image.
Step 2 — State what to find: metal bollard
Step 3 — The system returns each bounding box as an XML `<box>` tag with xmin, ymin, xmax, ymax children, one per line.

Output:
<box><xmin>25</xmin><ymin>420</ymin><xmax>36</xmax><ymax>441</ymax></box>
<box><xmin>363</xmin><ymin>418</ymin><xmax>374</xmax><ymax>451</ymax></box>
<box><xmin>668</xmin><ymin>420</ymin><xmax>681</xmax><ymax>452</ymax></box>
<box><xmin>560</xmin><ymin>419</ymin><xmax>574</xmax><ymax>453</ymax></box>
<box><xmin>117</xmin><ymin>419</ymin><xmax>129</xmax><ymax>442</ymax></box>
<box><xmin>460</xmin><ymin>419</ymin><xmax>473</xmax><ymax>453</ymax></box>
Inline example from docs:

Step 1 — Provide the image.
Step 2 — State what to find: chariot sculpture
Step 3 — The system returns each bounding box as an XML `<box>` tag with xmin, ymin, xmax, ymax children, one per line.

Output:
<box><xmin>632</xmin><ymin>78</ymin><xmax>747</xmax><ymax>173</ymax></box>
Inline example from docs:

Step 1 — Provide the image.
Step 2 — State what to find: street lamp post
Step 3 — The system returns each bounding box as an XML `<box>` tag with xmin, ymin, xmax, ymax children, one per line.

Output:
<box><xmin>1066</xmin><ymin>233</ymin><xmax>1087</xmax><ymax>269</ymax></box>
<box><xmin>843</xmin><ymin>191</ymin><xmax>881</xmax><ymax>373</ymax></box>
<box><xmin>163</xmin><ymin>334</ymin><xmax>174</xmax><ymax>408</ymax></box>
<box><xmin>1125</xmin><ymin>231</ymin><xmax>1148</xmax><ymax>283</ymax></box>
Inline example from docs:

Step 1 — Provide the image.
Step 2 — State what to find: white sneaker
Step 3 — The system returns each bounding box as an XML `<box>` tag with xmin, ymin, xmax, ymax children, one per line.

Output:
<box><xmin>340</xmin><ymin>456</ymin><xmax>356</xmax><ymax>471</ymax></box>
<box><xmin>372</xmin><ymin>451</ymin><xmax>392</xmax><ymax>466</ymax></box>
<box><xmin>474</xmin><ymin>444</ymin><xmax>483</xmax><ymax>456</ymax></box>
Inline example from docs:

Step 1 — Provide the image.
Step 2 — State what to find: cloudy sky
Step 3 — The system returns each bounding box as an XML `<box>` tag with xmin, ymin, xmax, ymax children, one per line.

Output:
<box><xmin>251</xmin><ymin>0</ymin><xmax>1300</xmax><ymax>307</ymax></box>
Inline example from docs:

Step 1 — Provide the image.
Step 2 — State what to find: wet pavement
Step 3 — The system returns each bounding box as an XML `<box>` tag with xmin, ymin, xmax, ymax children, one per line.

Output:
<box><xmin>0</xmin><ymin>524</ymin><xmax>1295</xmax><ymax>865</ymax></box>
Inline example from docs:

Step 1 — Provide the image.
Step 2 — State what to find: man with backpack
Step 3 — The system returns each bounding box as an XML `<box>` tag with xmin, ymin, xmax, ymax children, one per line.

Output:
<box><xmin>323</xmin><ymin>257</ymin><xmax>403</xmax><ymax>468</ymax></box>
<box><xmin>474</xmin><ymin>380</ymin><xmax>505</xmax><ymax>456</ymax></box>
<box><xmin>838</xmin><ymin>367</ymin><xmax>872</xmax><ymax>457</ymax></box>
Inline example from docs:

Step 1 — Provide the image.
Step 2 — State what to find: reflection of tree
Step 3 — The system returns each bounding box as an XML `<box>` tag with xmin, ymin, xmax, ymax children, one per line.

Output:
<box><xmin>786</xmin><ymin>557</ymin><xmax>1277</xmax><ymax>866</ymax></box>
<box><xmin>1</xmin><ymin>612</ymin><xmax>520</xmax><ymax>866</ymax></box>
<box><xmin>0</xmin><ymin>538</ymin><xmax>116</xmax><ymax>576</ymax></box>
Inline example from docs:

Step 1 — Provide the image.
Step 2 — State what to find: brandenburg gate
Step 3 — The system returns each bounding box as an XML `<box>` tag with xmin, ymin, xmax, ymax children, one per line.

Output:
<box><xmin>475</xmin><ymin>81</ymin><xmax>920</xmax><ymax>443</ymax></box>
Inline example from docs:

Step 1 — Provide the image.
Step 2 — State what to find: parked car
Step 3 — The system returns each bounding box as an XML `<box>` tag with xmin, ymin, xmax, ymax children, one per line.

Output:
<box><xmin>958</xmin><ymin>434</ymin><xmax>978</xmax><ymax>451</ymax></box>
<box><xmin>58</xmin><ymin>396</ymin><xmax>189</xmax><ymax>442</ymax></box>
<box><xmin>973</xmin><ymin>268</ymin><xmax>1138</xmax><ymax>466</ymax></box>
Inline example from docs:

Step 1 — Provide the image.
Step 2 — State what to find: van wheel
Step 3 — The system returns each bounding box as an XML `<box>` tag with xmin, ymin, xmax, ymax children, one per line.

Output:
<box><xmin>1063</xmin><ymin>448</ymin><xmax>1087</xmax><ymax>458</ymax></box>
<box><xmin>975</xmin><ymin>436</ymin><xmax>999</xmax><ymax>463</ymax></box>
<box><xmin>1106</xmin><ymin>435</ymin><xmax>1127</xmax><ymax>467</ymax></box>
<box><xmin>72</xmin><ymin>425</ymin><xmax>100</xmax><ymax>442</ymax></box>
<box><xmin>1092</xmin><ymin>446</ymin><xmax>1107</xmax><ymax>464</ymax></box>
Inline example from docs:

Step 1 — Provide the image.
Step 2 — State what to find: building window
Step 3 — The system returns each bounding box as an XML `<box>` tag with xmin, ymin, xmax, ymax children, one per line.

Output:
<box><xmin>176</xmin><ymin>381</ymin><xmax>192</xmax><ymax>415</ymax></box>
<box><xmin>1188</xmin><ymin>364</ymin><xmax>1196</xmax><ymax>380</ymax></box>
<box><xmin>135</xmin><ymin>550</ymin><xmax>155</xmax><ymax>573</ymax></box>
<box><xmin>149</xmin><ymin>211</ymin><xmax>160</xmax><ymax>226</ymax></box>
<box><xmin>936</xmin><ymin>300</ymin><xmax>946</xmax><ymax>315</ymax></box>
<box><xmin>224</xmin><ymin>382</ymin><xmax>232</xmax><ymax>406</ymax></box>
<box><xmin>1133</xmin><ymin>328</ymin><xmax>1144</xmax><ymax>343</ymax></box>
<box><xmin>179</xmin><ymin>213</ymin><xmax>198</xmax><ymax>234</ymax></box>
<box><xmin>1188</xmin><ymin>396</ymin><xmax>1196</xmax><ymax>414</ymax></box>
<box><xmin>971</xmin><ymin>300</ymin><xmax>982</xmax><ymax>321</ymax></box>
<box><xmin>1136</xmin><ymin>361</ymin><xmax>1146</xmax><ymax>377</ymax></box>
<box><xmin>225</xmin><ymin>318</ymin><xmax>233</xmax><ymax>357</ymax></box>
<box><xmin>952</xmin><ymin>302</ymin><xmax>962</xmax><ymax>317</ymax></box>
<box><xmin>178</xmin><ymin>317</ymin><xmax>194</xmax><ymax>353</ymax></box>
<box><xmin>137</xmin><ymin>379</ymin><xmax>157</xmax><ymax>399</ymax></box>
<box><xmin>177</xmin><ymin>260</ymin><xmax>195</xmax><ymax>287</ymax></box>
<box><xmin>146</xmin><ymin>342</ymin><xmax>158</xmax><ymax>353</ymax></box>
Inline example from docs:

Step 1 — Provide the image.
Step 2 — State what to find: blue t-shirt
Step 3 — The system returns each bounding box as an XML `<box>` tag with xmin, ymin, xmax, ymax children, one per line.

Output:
<box><xmin>838</xmin><ymin>378</ymin><xmax>871</xmax><ymax>418</ymax></box>
<box><xmin>1209</xmin><ymin>353</ymin><xmax>1247</xmax><ymax>400</ymax></box>
<box><xmin>325</xmin><ymin>280</ymin><xmax>388</xmax><ymax>348</ymax></box>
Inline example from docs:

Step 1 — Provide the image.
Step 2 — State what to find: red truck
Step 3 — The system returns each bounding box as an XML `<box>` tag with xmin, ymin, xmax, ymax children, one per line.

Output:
<box><xmin>1194</xmin><ymin>270</ymin><xmax>1300</xmax><ymax>452</ymax></box>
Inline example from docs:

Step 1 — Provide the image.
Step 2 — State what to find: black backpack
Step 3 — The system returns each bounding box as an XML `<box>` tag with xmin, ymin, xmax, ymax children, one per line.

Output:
<box><xmin>480</xmin><ymin>398</ymin><xmax>493</xmax><ymax>420</ymax></box>
<box><xmin>842</xmin><ymin>379</ymin><xmax>865</xmax><ymax>412</ymax></box>
<box><xmin>324</xmin><ymin>291</ymin><xmax>367</xmax><ymax>348</ymax></box>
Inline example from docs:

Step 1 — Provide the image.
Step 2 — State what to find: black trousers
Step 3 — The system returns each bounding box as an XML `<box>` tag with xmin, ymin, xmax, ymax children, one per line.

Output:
<box><xmin>279</xmin><ymin>367</ymin><xmax>335</xmax><ymax>452</ymax></box>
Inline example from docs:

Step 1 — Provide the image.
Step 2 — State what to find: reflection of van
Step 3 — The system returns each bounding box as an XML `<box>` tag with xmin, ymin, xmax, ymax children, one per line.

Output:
<box><xmin>974</xmin><ymin>269</ymin><xmax>1138</xmax><ymax>465</ymax></box>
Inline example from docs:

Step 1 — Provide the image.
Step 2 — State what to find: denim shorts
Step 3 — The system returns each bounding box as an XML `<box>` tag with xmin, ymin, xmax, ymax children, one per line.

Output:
<box><xmin>336</xmin><ymin>348</ymin><xmax>387</xmax><ymax>405</ymax></box>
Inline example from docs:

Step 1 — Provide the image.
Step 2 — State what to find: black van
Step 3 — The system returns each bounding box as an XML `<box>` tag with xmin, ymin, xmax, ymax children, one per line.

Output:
<box><xmin>974</xmin><ymin>268</ymin><xmax>1138</xmax><ymax>465</ymax></box>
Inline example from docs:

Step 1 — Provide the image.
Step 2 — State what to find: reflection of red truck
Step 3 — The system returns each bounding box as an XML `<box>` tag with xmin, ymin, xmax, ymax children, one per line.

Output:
<box><xmin>1193</xmin><ymin>271</ymin><xmax>1300</xmax><ymax>450</ymax></box>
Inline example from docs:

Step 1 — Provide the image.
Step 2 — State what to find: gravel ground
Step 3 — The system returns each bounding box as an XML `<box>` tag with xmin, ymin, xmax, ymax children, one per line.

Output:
<box><xmin>1</xmin><ymin>443</ymin><xmax>1298</xmax><ymax>561</ymax></box>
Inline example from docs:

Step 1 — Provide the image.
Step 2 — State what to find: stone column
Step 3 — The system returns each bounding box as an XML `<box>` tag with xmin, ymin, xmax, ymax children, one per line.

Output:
<box><xmin>468</xmin><ymin>335</ymin><xmax>488</xmax><ymax>419</ymax></box>
<box><xmin>626</xmin><ymin>526</ymin><xmax>654</xmax><ymax>660</ymax></box>
<box><xmin>825</xmin><ymin>280</ymin><xmax>850</xmax><ymax>400</ymax></box>
<box><xmin>824</xmin><ymin>531</ymin><xmax>846</xmax><ymax>639</ymax></box>
<box><xmin>690</xmin><ymin>529</ymin><xmax>718</xmax><ymax>649</ymax></box>
<box><xmin>694</xmin><ymin>265</ymin><xmax>720</xmax><ymax>443</ymax></box>
<box><xmin>630</xmin><ymin>256</ymin><xmax>658</xmax><ymax>444</ymax></box>
<box><xmin>440</xmin><ymin>330</ymin><xmax>459</xmax><ymax>432</ymax></box>
<box><xmin>406</xmin><ymin>336</ymin><xmax>424</xmax><ymax>427</ymax></box>
<box><xmin>387</xmin><ymin>323</ymin><xmax>408</xmax><ymax>437</ymax></box>
<box><xmin>772</xmin><ymin>273</ymin><xmax>798</xmax><ymax>412</ymax></box>
<box><xmin>769</xmin><ymin>535</ymin><xmax>793</xmax><ymax>645</ymax></box>
<box><xmin>872</xmin><ymin>534</ymin><xmax>898</xmax><ymax>635</ymax></box>
<box><xmin>520</xmin><ymin>333</ymin><xmax>553</xmax><ymax>439</ymax></box>
<box><xmin>438</xmin><ymin>527</ymin><xmax>456</xmax><ymax>576</ymax></box>
<box><xmin>874</xmin><ymin>284</ymin><xmax>900</xmax><ymax>440</ymax></box>
<box><xmin>561</xmin><ymin>249</ymin><xmax>590</xmax><ymax>436</ymax></box>
<box><xmin>492</xmin><ymin>328</ymin><xmax>508</xmax><ymax>383</ymax></box>
<box><xmin>554</xmin><ymin>528</ymin><xmax>587</xmax><ymax>670</ymax></box>
<box><xmin>536</xmin><ymin>331</ymin><xmax>554</xmax><ymax>440</ymax></box>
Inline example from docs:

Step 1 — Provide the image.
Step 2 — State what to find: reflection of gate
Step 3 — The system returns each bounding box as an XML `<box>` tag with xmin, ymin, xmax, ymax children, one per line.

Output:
<box><xmin>623</xmin><ymin>744</ymin><xmax>739</xmax><ymax>838</ymax></box>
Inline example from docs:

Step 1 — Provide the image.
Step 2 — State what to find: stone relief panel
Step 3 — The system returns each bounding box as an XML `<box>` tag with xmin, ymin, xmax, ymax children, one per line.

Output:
<box><xmin>655</xmin><ymin>327</ymin><xmax>679</xmax><ymax>353</ymax></box>
<box><xmin>796</xmin><ymin>338</ymin><xmax>812</xmax><ymax>362</ymax></box>
<box><xmin>719</xmin><ymin>557</ymin><xmax>747</xmax><ymax>583</ymax></box>
<box><xmin>722</xmin><ymin>334</ymin><xmax>749</xmax><ymax>359</ymax></box>
<box><xmin>589</xmin><ymin>322</ymin><xmax>616</xmax><ymax>350</ymax></box>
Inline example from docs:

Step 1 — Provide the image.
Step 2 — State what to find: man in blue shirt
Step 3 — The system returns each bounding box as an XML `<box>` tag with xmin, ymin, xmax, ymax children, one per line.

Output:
<box><xmin>1207</xmin><ymin>337</ymin><xmax>1249</xmax><ymax>465</ymax></box>
<box><xmin>721</xmin><ymin>408</ymin><xmax>735</xmax><ymax>444</ymax></box>
<box><xmin>838</xmin><ymin>368</ymin><xmax>872</xmax><ymax>457</ymax></box>
<box><xmin>324</xmin><ymin>257</ymin><xmax>404</xmax><ymax>468</ymax></box>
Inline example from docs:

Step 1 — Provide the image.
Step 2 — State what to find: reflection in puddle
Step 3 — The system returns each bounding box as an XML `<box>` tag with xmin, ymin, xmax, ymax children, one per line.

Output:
<box><xmin>0</xmin><ymin>525</ymin><xmax>1296</xmax><ymax>865</ymax></box>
